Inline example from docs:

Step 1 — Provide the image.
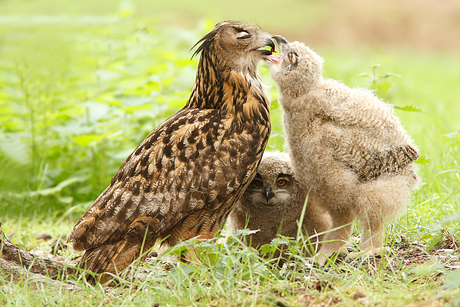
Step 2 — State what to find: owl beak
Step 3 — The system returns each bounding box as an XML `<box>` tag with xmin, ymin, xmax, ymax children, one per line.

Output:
<box><xmin>264</xmin><ymin>185</ymin><xmax>275</xmax><ymax>202</ymax></box>
<box><xmin>266</xmin><ymin>35</ymin><xmax>289</xmax><ymax>65</ymax></box>
<box><xmin>272</xmin><ymin>35</ymin><xmax>289</xmax><ymax>45</ymax></box>
<box><xmin>255</xmin><ymin>37</ymin><xmax>275</xmax><ymax>55</ymax></box>
<box><xmin>272</xmin><ymin>35</ymin><xmax>289</xmax><ymax>55</ymax></box>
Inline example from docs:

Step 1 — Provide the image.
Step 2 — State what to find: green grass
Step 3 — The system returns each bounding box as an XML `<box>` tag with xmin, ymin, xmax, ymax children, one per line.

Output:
<box><xmin>1</xmin><ymin>4</ymin><xmax>460</xmax><ymax>306</ymax></box>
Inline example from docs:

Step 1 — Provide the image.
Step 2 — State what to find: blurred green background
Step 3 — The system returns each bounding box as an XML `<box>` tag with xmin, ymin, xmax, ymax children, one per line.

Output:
<box><xmin>0</xmin><ymin>0</ymin><xmax>459</xmax><ymax>232</ymax></box>
<box><xmin>1</xmin><ymin>2</ymin><xmax>460</xmax><ymax>304</ymax></box>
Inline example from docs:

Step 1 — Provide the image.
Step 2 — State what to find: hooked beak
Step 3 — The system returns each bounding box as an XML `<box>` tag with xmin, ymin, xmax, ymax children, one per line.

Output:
<box><xmin>272</xmin><ymin>35</ymin><xmax>290</xmax><ymax>54</ymax></box>
<box><xmin>265</xmin><ymin>35</ymin><xmax>290</xmax><ymax>65</ymax></box>
<box><xmin>272</xmin><ymin>35</ymin><xmax>289</xmax><ymax>45</ymax></box>
<box><xmin>256</xmin><ymin>37</ymin><xmax>276</xmax><ymax>56</ymax></box>
<box><xmin>264</xmin><ymin>185</ymin><xmax>275</xmax><ymax>202</ymax></box>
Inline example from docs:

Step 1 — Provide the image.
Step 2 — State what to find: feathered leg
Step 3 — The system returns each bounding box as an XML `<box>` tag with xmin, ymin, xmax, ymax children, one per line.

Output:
<box><xmin>348</xmin><ymin>173</ymin><xmax>418</xmax><ymax>259</ymax></box>
<box><xmin>316</xmin><ymin>209</ymin><xmax>354</xmax><ymax>265</ymax></box>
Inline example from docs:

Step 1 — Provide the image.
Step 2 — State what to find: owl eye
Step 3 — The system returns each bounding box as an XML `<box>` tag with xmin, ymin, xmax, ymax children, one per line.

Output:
<box><xmin>276</xmin><ymin>179</ymin><xmax>287</xmax><ymax>187</ymax></box>
<box><xmin>236</xmin><ymin>31</ymin><xmax>251</xmax><ymax>40</ymax></box>
<box><xmin>287</xmin><ymin>51</ymin><xmax>298</xmax><ymax>63</ymax></box>
<box><xmin>253</xmin><ymin>179</ymin><xmax>263</xmax><ymax>187</ymax></box>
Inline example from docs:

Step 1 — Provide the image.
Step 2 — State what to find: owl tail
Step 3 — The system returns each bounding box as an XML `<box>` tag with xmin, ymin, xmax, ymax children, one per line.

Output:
<box><xmin>78</xmin><ymin>240</ymin><xmax>150</xmax><ymax>284</ymax></box>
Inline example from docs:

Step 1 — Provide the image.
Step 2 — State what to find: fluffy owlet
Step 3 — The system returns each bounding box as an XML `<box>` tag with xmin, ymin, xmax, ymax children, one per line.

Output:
<box><xmin>68</xmin><ymin>21</ymin><xmax>277</xmax><ymax>282</ymax></box>
<box><xmin>267</xmin><ymin>36</ymin><xmax>419</xmax><ymax>265</ymax></box>
<box><xmin>229</xmin><ymin>151</ymin><xmax>331</xmax><ymax>256</ymax></box>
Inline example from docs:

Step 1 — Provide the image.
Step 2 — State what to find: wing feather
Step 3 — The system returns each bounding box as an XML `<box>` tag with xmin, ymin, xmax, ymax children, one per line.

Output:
<box><xmin>69</xmin><ymin>106</ymin><xmax>266</xmax><ymax>250</ymax></box>
<box><xmin>315</xmin><ymin>83</ymin><xmax>419</xmax><ymax>183</ymax></box>
<box><xmin>330</xmin><ymin>134</ymin><xmax>419</xmax><ymax>182</ymax></box>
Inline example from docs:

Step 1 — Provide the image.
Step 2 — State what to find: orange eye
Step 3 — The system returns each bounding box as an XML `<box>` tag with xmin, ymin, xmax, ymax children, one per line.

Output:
<box><xmin>287</xmin><ymin>51</ymin><xmax>298</xmax><ymax>63</ymax></box>
<box><xmin>277</xmin><ymin>179</ymin><xmax>287</xmax><ymax>187</ymax></box>
<box><xmin>254</xmin><ymin>179</ymin><xmax>263</xmax><ymax>187</ymax></box>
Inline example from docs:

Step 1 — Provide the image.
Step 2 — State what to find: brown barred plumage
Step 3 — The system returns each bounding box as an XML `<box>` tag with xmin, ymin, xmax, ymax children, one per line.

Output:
<box><xmin>68</xmin><ymin>21</ymin><xmax>274</xmax><ymax>282</ymax></box>
<box><xmin>348</xmin><ymin>144</ymin><xmax>419</xmax><ymax>183</ymax></box>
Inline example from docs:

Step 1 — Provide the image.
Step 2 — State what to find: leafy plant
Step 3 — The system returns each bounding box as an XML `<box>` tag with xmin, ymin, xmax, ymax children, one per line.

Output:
<box><xmin>1</xmin><ymin>6</ymin><xmax>460</xmax><ymax>305</ymax></box>
<box><xmin>353</xmin><ymin>64</ymin><xmax>424</xmax><ymax>113</ymax></box>
<box><xmin>0</xmin><ymin>20</ymin><xmax>208</xmax><ymax>217</ymax></box>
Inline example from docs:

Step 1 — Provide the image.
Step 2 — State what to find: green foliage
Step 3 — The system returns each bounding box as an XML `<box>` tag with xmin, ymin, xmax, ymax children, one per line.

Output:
<box><xmin>353</xmin><ymin>64</ymin><xmax>401</xmax><ymax>94</ymax></box>
<box><xmin>444</xmin><ymin>271</ymin><xmax>460</xmax><ymax>307</ymax></box>
<box><xmin>353</xmin><ymin>64</ymin><xmax>424</xmax><ymax>113</ymax></box>
<box><xmin>0</xmin><ymin>19</ymin><xmax>209</xmax><ymax>216</ymax></box>
<box><xmin>1</xmin><ymin>7</ymin><xmax>460</xmax><ymax>305</ymax></box>
<box><xmin>1</xmin><ymin>228</ymin><xmax>454</xmax><ymax>306</ymax></box>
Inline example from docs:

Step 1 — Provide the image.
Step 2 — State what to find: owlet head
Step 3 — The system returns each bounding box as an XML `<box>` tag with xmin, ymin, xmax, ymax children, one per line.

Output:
<box><xmin>267</xmin><ymin>35</ymin><xmax>324</xmax><ymax>97</ymax></box>
<box><xmin>241</xmin><ymin>151</ymin><xmax>300</xmax><ymax>208</ymax></box>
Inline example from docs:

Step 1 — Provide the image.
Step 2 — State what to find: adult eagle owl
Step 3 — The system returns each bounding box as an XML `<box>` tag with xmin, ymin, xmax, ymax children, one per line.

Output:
<box><xmin>268</xmin><ymin>36</ymin><xmax>419</xmax><ymax>265</ymax></box>
<box><xmin>229</xmin><ymin>151</ymin><xmax>331</xmax><ymax>256</ymax></box>
<box><xmin>68</xmin><ymin>21</ymin><xmax>276</xmax><ymax>281</ymax></box>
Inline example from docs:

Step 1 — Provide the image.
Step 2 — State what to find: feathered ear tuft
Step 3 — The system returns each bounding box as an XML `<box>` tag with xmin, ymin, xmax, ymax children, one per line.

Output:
<box><xmin>191</xmin><ymin>31</ymin><xmax>214</xmax><ymax>59</ymax></box>
<box><xmin>191</xmin><ymin>25</ymin><xmax>221</xmax><ymax>59</ymax></box>
<box><xmin>190</xmin><ymin>20</ymin><xmax>239</xmax><ymax>59</ymax></box>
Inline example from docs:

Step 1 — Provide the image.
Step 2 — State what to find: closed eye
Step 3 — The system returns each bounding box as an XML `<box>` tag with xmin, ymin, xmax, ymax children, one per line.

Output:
<box><xmin>236</xmin><ymin>30</ymin><xmax>251</xmax><ymax>40</ymax></box>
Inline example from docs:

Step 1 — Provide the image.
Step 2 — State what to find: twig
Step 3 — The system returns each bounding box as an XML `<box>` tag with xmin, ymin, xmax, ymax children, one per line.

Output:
<box><xmin>0</xmin><ymin>222</ymin><xmax>77</xmax><ymax>280</ymax></box>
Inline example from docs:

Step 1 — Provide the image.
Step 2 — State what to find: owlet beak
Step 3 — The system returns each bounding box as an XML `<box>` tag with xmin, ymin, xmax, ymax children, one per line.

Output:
<box><xmin>265</xmin><ymin>35</ymin><xmax>290</xmax><ymax>65</ymax></box>
<box><xmin>272</xmin><ymin>35</ymin><xmax>289</xmax><ymax>46</ymax></box>
<box><xmin>264</xmin><ymin>185</ymin><xmax>275</xmax><ymax>202</ymax></box>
